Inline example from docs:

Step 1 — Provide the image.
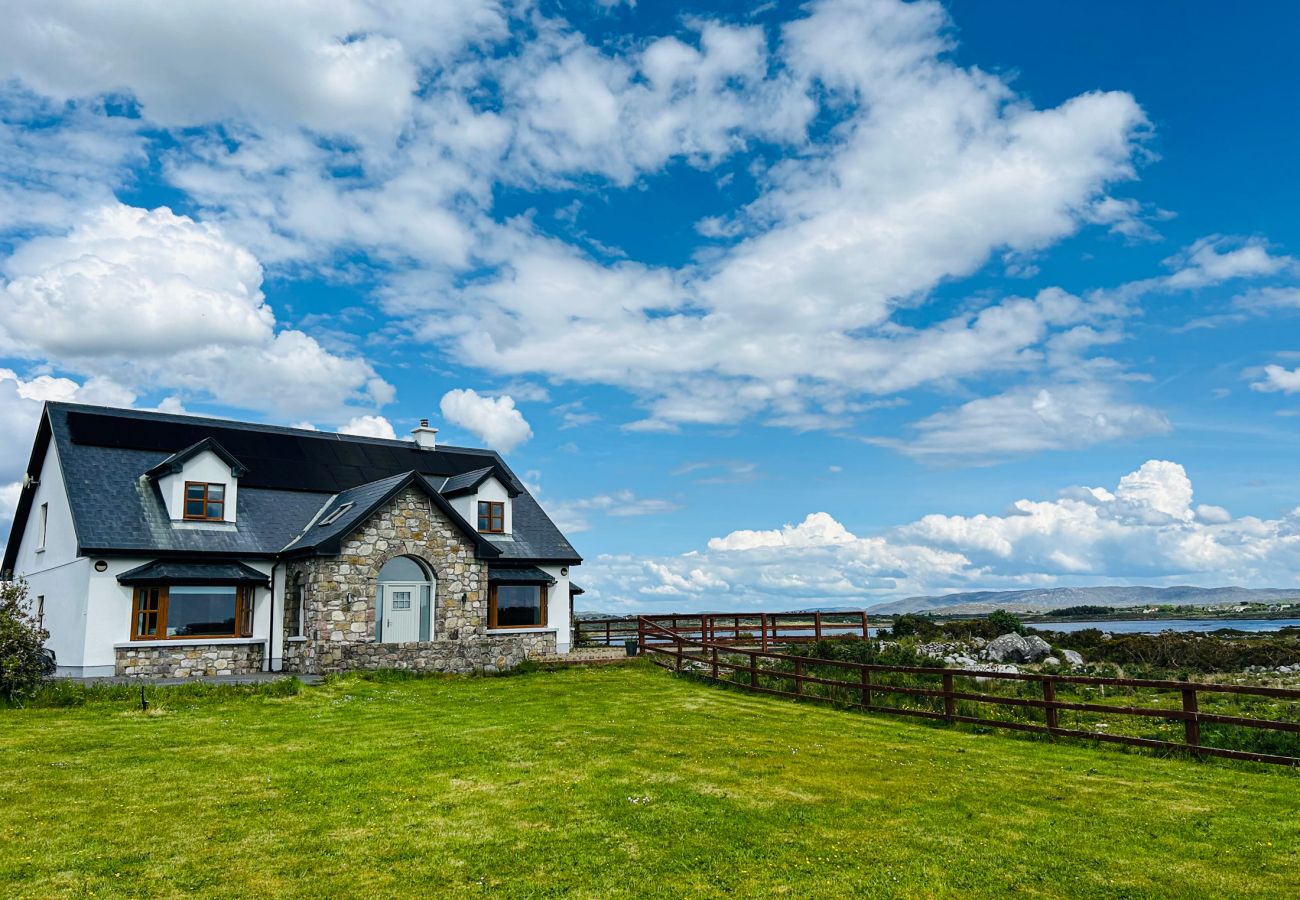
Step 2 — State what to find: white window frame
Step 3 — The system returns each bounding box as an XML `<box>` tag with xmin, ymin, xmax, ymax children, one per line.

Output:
<box><xmin>36</xmin><ymin>502</ymin><xmax>48</xmax><ymax>552</ymax></box>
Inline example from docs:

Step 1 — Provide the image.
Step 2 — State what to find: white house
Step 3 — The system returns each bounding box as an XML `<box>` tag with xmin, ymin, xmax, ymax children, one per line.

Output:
<box><xmin>4</xmin><ymin>403</ymin><xmax>582</xmax><ymax>678</ymax></box>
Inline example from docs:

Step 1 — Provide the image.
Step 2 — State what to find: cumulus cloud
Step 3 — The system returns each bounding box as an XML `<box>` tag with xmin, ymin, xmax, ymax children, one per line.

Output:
<box><xmin>581</xmin><ymin>460</ymin><xmax>1300</xmax><ymax>611</ymax></box>
<box><xmin>1251</xmin><ymin>365</ymin><xmax>1300</xmax><ymax>395</ymax></box>
<box><xmin>0</xmin><ymin>204</ymin><xmax>392</xmax><ymax>418</ymax></box>
<box><xmin>338</xmin><ymin>414</ymin><xmax>397</xmax><ymax>440</ymax></box>
<box><xmin>439</xmin><ymin>389</ymin><xmax>533</xmax><ymax>452</ymax></box>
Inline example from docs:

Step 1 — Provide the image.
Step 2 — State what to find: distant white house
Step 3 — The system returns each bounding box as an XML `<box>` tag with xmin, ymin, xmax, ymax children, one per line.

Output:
<box><xmin>4</xmin><ymin>403</ymin><xmax>581</xmax><ymax>678</ymax></box>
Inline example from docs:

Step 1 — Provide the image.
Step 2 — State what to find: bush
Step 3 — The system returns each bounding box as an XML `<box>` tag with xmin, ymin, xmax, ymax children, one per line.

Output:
<box><xmin>985</xmin><ymin>610</ymin><xmax>1025</xmax><ymax>636</ymax></box>
<box><xmin>1</xmin><ymin>579</ymin><xmax>52</xmax><ymax>704</ymax></box>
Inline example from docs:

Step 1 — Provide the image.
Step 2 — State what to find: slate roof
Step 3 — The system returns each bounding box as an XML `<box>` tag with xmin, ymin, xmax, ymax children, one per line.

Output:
<box><xmin>118</xmin><ymin>559</ymin><xmax>270</xmax><ymax>586</ymax></box>
<box><xmin>439</xmin><ymin>466</ymin><xmax>520</xmax><ymax>498</ymax></box>
<box><xmin>144</xmin><ymin>437</ymin><xmax>248</xmax><ymax>479</ymax></box>
<box><xmin>2</xmin><ymin>403</ymin><xmax>581</xmax><ymax>572</ymax></box>
<box><xmin>487</xmin><ymin>565</ymin><xmax>555</xmax><ymax>584</ymax></box>
<box><xmin>279</xmin><ymin>471</ymin><xmax>501</xmax><ymax>559</ymax></box>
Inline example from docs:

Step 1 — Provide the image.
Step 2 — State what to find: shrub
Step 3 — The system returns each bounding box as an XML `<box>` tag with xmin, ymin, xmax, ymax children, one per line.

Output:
<box><xmin>1</xmin><ymin>579</ymin><xmax>52</xmax><ymax>704</ymax></box>
<box><xmin>986</xmin><ymin>610</ymin><xmax>1025</xmax><ymax>636</ymax></box>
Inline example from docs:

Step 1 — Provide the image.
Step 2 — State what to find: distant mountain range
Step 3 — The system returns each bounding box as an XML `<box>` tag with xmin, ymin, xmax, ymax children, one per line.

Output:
<box><xmin>866</xmin><ymin>586</ymin><xmax>1300</xmax><ymax>615</ymax></box>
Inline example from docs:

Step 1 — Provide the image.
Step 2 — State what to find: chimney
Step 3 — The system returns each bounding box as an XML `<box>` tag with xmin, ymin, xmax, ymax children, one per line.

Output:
<box><xmin>411</xmin><ymin>418</ymin><xmax>438</xmax><ymax>450</ymax></box>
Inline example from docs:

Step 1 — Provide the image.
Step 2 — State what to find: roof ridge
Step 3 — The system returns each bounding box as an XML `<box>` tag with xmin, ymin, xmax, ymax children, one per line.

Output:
<box><xmin>47</xmin><ymin>401</ymin><xmax>503</xmax><ymax>457</ymax></box>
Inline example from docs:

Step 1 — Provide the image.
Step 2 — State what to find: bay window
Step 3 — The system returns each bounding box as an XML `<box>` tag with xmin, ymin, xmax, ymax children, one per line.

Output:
<box><xmin>130</xmin><ymin>585</ymin><xmax>252</xmax><ymax>640</ymax></box>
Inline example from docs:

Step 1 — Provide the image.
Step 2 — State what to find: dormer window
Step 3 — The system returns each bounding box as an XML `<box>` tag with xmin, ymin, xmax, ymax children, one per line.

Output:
<box><xmin>478</xmin><ymin>500</ymin><xmax>505</xmax><ymax>533</ymax></box>
<box><xmin>184</xmin><ymin>482</ymin><xmax>226</xmax><ymax>521</ymax></box>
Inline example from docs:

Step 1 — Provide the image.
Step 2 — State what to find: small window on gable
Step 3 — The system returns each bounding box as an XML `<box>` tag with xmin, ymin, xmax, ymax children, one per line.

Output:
<box><xmin>318</xmin><ymin>502</ymin><xmax>355</xmax><ymax>527</ymax></box>
<box><xmin>36</xmin><ymin>502</ymin><xmax>48</xmax><ymax>551</ymax></box>
<box><xmin>478</xmin><ymin>500</ymin><xmax>505</xmax><ymax>533</ymax></box>
<box><xmin>184</xmin><ymin>482</ymin><xmax>225</xmax><ymax>521</ymax></box>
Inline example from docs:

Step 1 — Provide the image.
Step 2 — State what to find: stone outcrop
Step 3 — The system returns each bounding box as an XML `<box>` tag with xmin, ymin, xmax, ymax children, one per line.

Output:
<box><xmin>116</xmin><ymin>642</ymin><xmax>264</xmax><ymax>677</ymax></box>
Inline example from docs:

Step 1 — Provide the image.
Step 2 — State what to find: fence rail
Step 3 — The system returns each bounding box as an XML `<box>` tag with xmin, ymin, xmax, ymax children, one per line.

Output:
<box><xmin>636</xmin><ymin>618</ymin><xmax>1300</xmax><ymax>767</ymax></box>
<box><xmin>575</xmin><ymin>611</ymin><xmax>870</xmax><ymax>649</ymax></box>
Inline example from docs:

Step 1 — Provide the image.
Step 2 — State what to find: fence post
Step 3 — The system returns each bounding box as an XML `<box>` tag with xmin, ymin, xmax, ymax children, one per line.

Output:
<box><xmin>637</xmin><ymin>617</ymin><xmax>645</xmax><ymax>655</ymax></box>
<box><xmin>605</xmin><ymin>620</ymin><xmax>611</xmax><ymax>647</ymax></box>
<box><xmin>749</xmin><ymin>651</ymin><xmax>758</xmax><ymax>688</ymax></box>
<box><xmin>942</xmin><ymin>672</ymin><xmax>955</xmax><ymax>722</ymax></box>
<box><xmin>675</xmin><ymin>637</ymin><xmax>683</xmax><ymax>673</ymax></box>
<box><xmin>815</xmin><ymin>611</ymin><xmax>823</xmax><ymax>640</ymax></box>
<box><xmin>711</xmin><ymin>645</ymin><xmax>719</xmax><ymax>680</ymax></box>
<box><xmin>861</xmin><ymin>610</ymin><xmax>869</xmax><ymax>640</ymax></box>
<box><xmin>1182</xmin><ymin>688</ymin><xmax>1201</xmax><ymax>751</ymax></box>
<box><xmin>1042</xmin><ymin>677</ymin><xmax>1058</xmax><ymax>731</ymax></box>
<box><xmin>761</xmin><ymin>613</ymin><xmax>769</xmax><ymax>652</ymax></box>
<box><xmin>861</xmin><ymin>666</ymin><xmax>873</xmax><ymax>710</ymax></box>
<box><xmin>794</xmin><ymin>658</ymin><xmax>803</xmax><ymax>696</ymax></box>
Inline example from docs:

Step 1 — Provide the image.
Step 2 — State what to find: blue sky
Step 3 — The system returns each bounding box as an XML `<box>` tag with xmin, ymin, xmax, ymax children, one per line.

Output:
<box><xmin>2</xmin><ymin>0</ymin><xmax>1299</xmax><ymax>611</ymax></box>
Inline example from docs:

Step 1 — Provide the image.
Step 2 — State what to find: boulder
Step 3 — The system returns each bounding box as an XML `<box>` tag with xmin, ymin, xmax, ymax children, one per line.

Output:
<box><xmin>1022</xmin><ymin>635</ymin><xmax>1052</xmax><ymax>661</ymax></box>
<box><xmin>1060</xmin><ymin>649</ymin><xmax>1084</xmax><ymax>666</ymax></box>
<box><xmin>985</xmin><ymin>633</ymin><xmax>1053</xmax><ymax>663</ymax></box>
<box><xmin>1043</xmin><ymin>656</ymin><xmax>1061</xmax><ymax>667</ymax></box>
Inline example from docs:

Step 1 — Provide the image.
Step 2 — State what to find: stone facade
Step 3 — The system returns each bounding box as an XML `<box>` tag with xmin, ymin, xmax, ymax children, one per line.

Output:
<box><xmin>285</xmin><ymin>486</ymin><xmax>555</xmax><ymax>676</ymax></box>
<box><xmin>116</xmin><ymin>642</ymin><xmax>264</xmax><ymax>677</ymax></box>
<box><xmin>337</xmin><ymin>631</ymin><xmax>556</xmax><ymax>675</ymax></box>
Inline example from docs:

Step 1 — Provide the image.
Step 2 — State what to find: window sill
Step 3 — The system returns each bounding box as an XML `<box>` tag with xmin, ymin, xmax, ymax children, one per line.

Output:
<box><xmin>487</xmin><ymin>627</ymin><xmax>557</xmax><ymax>635</ymax></box>
<box><xmin>286</xmin><ymin>636</ymin><xmax>308</xmax><ymax>643</ymax></box>
<box><xmin>171</xmin><ymin>520</ymin><xmax>237</xmax><ymax>531</ymax></box>
<box><xmin>115</xmin><ymin>637</ymin><xmax>266</xmax><ymax>649</ymax></box>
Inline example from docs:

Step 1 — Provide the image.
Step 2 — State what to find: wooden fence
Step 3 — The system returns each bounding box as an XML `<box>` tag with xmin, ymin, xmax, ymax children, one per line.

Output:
<box><xmin>575</xmin><ymin>611</ymin><xmax>870</xmax><ymax>649</ymax></box>
<box><xmin>636</xmin><ymin>618</ymin><xmax>1300</xmax><ymax>767</ymax></box>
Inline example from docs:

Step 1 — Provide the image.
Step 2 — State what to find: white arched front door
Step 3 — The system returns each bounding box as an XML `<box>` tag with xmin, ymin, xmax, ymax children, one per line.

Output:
<box><xmin>377</xmin><ymin>556</ymin><xmax>434</xmax><ymax>643</ymax></box>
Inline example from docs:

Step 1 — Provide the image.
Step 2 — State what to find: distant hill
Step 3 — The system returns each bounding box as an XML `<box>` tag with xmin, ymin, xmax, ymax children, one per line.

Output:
<box><xmin>867</xmin><ymin>586</ymin><xmax>1300</xmax><ymax>615</ymax></box>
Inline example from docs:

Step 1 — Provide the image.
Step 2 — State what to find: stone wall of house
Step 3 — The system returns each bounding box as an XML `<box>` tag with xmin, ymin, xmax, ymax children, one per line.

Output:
<box><xmin>329</xmin><ymin>631</ymin><xmax>556</xmax><ymax>675</ymax></box>
<box><xmin>116</xmin><ymin>642</ymin><xmax>264</xmax><ymax>678</ymax></box>
<box><xmin>285</xmin><ymin>486</ymin><xmax>549</xmax><ymax>675</ymax></box>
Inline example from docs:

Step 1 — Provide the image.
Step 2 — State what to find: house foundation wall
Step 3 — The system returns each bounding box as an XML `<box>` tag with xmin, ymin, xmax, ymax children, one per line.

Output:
<box><xmin>115</xmin><ymin>642</ymin><xmax>265</xmax><ymax>677</ymax></box>
<box><xmin>319</xmin><ymin>631</ymin><xmax>557</xmax><ymax>675</ymax></box>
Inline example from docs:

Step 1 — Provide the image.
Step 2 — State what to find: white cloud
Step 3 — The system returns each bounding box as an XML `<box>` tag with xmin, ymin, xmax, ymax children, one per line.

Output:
<box><xmin>1252</xmin><ymin>364</ymin><xmax>1300</xmax><ymax>395</ymax></box>
<box><xmin>0</xmin><ymin>204</ymin><xmax>392</xmax><ymax>418</ymax></box>
<box><xmin>439</xmin><ymin>389</ymin><xmax>533</xmax><ymax>452</ymax></box>
<box><xmin>338</xmin><ymin>415</ymin><xmax>396</xmax><ymax>440</ymax></box>
<box><xmin>0</xmin><ymin>0</ymin><xmax>505</xmax><ymax>142</ymax></box>
<box><xmin>2</xmin><ymin>204</ymin><xmax>272</xmax><ymax>356</ymax></box>
<box><xmin>548</xmin><ymin>490</ymin><xmax>682</xmax><ymax>533</ymax></box>
<box><xmin>581</xmin><ymin>460</ymin><xmax>1300</xmax><ymax>611</ymax></box>
<box><xmin>872</xmin><ymin>382</ymin><xmax>1170</xmax><ymax>464</ymax></box>
<box><xmin>1161</xmin><ymin>236</ymin><xmax>1292</xmax><ymax>291</ymax></box>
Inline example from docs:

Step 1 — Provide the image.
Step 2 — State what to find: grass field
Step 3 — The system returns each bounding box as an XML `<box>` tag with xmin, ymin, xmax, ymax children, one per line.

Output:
<box><xmin>2</xmin><ymin>661</ymin><xmax>1297</xmax><ymax>898</ymax></box>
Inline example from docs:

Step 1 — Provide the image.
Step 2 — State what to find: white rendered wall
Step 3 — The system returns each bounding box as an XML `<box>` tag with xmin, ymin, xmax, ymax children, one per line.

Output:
<box><xmin>83</xmin><ymin>557</ymin><xmax>275</xmax><ymax>676</ymax></box>
<box><xmin>157</xmin><ymin>450</ymin><xmax>240</xmax><ymax>522</ymax></box>
<box><xmin>447</xmin><ymin>476</ymin><xmax>512</xmax><ymax>534</ymax></box>
<box><xmin>539</xmin><ymin>564</ymin><xmax>572</xmax><ymax>653</ymax></box>
<box><xmin>12</xmin><ymin>439</ymin><xmax>90</xmax><ymax>672</ymax></box>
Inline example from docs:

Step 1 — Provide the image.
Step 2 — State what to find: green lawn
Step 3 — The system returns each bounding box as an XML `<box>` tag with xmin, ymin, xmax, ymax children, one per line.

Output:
<box><xmin>2</xmin><ymin>662</ymin><xmax>1297</xmax><ymax>899</ymax></box>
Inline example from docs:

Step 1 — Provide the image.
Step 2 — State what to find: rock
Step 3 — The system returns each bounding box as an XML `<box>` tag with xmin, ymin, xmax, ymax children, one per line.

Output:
<box><xmin>1060</xmin><ymin>649</ymin><xmax>1084</xmax><ymax>666</ymax></box>
<box><xmin>1043</xmin><ymin>656</ymin><xmax>1061</xmax><ymax>667</ymax></box>
<box><xmin>985</xmin><ymin>633</ymin><xmax>1040</xmax><ymax>662</ymax></box>
<box><xmin>1022</xmin><ymin>635</ymin><xmax>1052</xmax><ymax>661</ymax></box>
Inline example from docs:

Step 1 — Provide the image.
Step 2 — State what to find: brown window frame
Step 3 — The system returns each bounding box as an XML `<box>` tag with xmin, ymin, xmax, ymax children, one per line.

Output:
<box><xmin>183</xmin><ymin>481</ymin><xmax>227</xmax><ymax>521</ymax></box>
<box><xmin>487</xmin><ymin>582</ymin><xmax>547</xmax><ymax>630</ymax></box>
<box><xmin>130</xmin><ymin>585</ymin><xmax>253</xmax><ymax>641</ymax></box>
<box><xmin>478</xmin><ymin>500</ymin><xmax>505</xmax><ymax>533</ymax></box>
